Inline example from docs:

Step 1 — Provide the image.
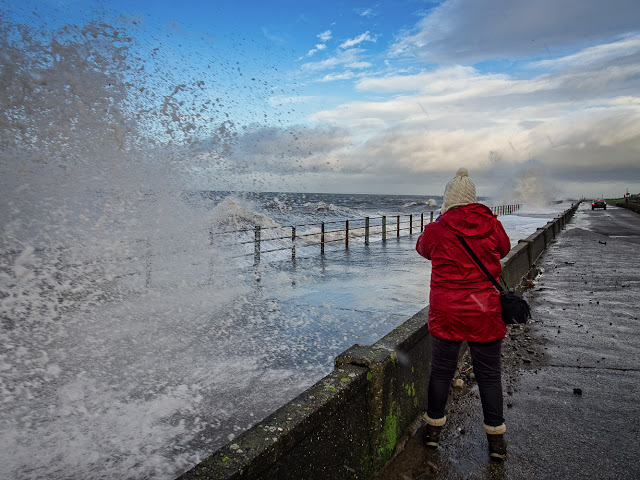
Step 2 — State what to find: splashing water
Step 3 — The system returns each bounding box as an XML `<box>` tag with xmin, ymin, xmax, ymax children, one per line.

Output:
<box><xmin>493</xmin><ymin>162</ymin><xmax>561</xmax><ymax>209</ymax></box>
<box><xmin>0</xmin><ymin>4</ymin><xmax>310</xmax><ymax>479</ymax></box>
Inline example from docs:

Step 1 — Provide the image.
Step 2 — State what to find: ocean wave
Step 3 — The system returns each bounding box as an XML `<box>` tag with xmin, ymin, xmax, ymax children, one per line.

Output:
<box><xmin>403</xmin><ymin>199</ymin><xmax>439</xmax><ymax>208</ymax></box>
<box><xmin>210</xmin><ymin>197</ymin><xmax>279</xmax><ymax>231</ymax></box>
<box><xmin>302</xmin><ymin>201</ymin><xmax>366</xmax><ymax>219</ymax></box>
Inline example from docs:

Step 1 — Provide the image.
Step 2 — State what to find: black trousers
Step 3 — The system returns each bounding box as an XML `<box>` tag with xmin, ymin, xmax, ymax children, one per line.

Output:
<box><xmin>427</xmin><ymin>335</ymin><xmax>505</xmax><ymax>427</ymax></box>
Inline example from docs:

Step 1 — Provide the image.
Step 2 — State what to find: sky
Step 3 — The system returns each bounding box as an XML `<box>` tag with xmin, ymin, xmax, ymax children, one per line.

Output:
<box><xmin>4</xmin><ymin>0</ymin><xmax>640</xmax><ymax>199</ymax></box>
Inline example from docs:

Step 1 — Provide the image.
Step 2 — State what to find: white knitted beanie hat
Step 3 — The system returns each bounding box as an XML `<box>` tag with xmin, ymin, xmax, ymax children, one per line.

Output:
<box><xmin>441</xmin><ymin>167</ymin><xmax>477</xmax><ymax>214</ymax></box>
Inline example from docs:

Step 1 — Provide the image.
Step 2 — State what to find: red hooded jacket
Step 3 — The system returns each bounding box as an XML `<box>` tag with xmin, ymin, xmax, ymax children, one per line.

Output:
<box><xmin>416</xmin><ymin>203</ymin><xmax>511</xmax><ymax>342</ymax></box>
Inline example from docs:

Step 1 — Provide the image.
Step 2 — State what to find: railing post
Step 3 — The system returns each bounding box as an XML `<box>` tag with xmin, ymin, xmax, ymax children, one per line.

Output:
<box><xmin>409</xmin><ymin>214</ymin><xmax>413</xmax><ymax>235</ymax></box>
<box><xmin>365</xmin><ymin>217</ymin><xmax>370</xmax><ymax>245</ymax></box>
<box><xmin>254</xmin><ymin>226</ymin><xmax>261</xmax><ymax>266</ymax></box>
<box><xmin>208</xmin><ymin>227</ymin><xmax>216</xmax><ymax>283</ymax></box>
<box><xmin>145</xmin><ymin>237</ymin><xmax>152</xmax><ymax>287</ymax></box>
<box><xmin>292</xmin><ymin>226</ymin><xmax>296</xmax><ymax>260</ymax></box>
<box><xmin>382</xmin><ymin>216</ymin><xmax>386</xmax><ymax>242</ymax></box>
<box><xmin>346</xmin><ymin>220</ymin><xmax>349</xmax><ymax>249</ymax></box>
<box><xmin>420</xmin><ymin>213</ymin><xmax>424</xmax><ymax>231</ymax></box>
<box><xmin>397</xmin><ymin>215</ymin><xmax>400</xmax><ymax>238</ymax></box>
<box><xmin>321</xmin><ymin>222</ymin><xmax>325</xmax><ymax>255</ymax></box>
<box><xmin>430</xmin><ymin>211</ymin><xmax>434</xmax><ymax>223</ymax></box>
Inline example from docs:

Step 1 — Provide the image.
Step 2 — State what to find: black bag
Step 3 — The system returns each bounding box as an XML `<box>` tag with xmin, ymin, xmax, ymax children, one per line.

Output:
<box><xmin>499</xmin><ymin>288</ymin><xmax>531</xmax><ymax>325</ymax></box>
<box><xmin>456</xmin><ymin>235</ymin><xmax>531</xmax><ymax>325</ymax></box>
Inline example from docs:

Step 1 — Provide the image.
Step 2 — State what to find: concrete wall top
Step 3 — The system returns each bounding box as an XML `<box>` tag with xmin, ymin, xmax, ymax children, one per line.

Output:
<box><xmin>178</xmin><ymin>363</ymin><xmax>369</xmax><ymax>480</ymax></box>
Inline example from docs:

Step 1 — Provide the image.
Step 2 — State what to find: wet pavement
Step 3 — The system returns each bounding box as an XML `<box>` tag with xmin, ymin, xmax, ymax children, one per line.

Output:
<box><xmin>373</xmin><ymin>203</ymin><xmax>640</xmax><ymax>480</ymax></box>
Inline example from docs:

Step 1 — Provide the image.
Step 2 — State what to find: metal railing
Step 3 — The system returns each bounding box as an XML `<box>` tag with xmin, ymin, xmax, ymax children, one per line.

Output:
<box><xmin>1</xmin><ymin>204</ymin><xmax>521</xmax><ymax>289</ymax></box>
<box><xmin>212</xmin><ymin>204</ymin><xmax>522</xmax><ymax>266</ymax></box>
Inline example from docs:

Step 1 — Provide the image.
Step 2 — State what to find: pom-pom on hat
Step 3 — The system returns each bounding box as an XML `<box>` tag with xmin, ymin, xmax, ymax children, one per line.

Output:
<box><xmin>441</xmin><ymin>167</ymin><xmax>477</xmax><ymax>214</ymax></box>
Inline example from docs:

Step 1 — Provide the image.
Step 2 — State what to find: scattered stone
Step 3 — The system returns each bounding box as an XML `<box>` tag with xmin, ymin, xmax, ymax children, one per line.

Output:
<box><xmin>427</xmin><ymin>461</ymin><xmax>438</xmax><ymax>473</ymax></box>
<box><xmin>452</xmin><ymin>378</ymin><xmax>464</xmax><ymax>388</ymax></box>
<box><xmin>573</xmin><ymin>388</ymin><xmax>583</xmax><ymax>396</ymax></box>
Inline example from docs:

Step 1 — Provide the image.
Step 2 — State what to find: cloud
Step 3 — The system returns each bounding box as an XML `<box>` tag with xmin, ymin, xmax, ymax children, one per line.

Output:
<box><xmin>340</xmin><ymin>31</ymin><xmax>376</xmax><ymax>49</ymax></box>
<box><xmin>354</xmin><ymin>8</ymin><xmax>376</xmax><ymax>18</ymax></box>
<box><xmin>300</xmin><ymin>47</ymin><xmax>370</xmax><ymax>72</ymax></box>
<box><xmin>260</xmin><ymin>1</ymin><xmax>639</xmax><ymax>196</ymax></box>
<box><xmin>305</xmin><ymin>43</ymin><xmax>327</xmax><ymax>57</ymax></box>
<box><xmin>218</xmin><ymin>124</ymin><xmax>353</xmax><ymax>176</ymax></box>
<box><xmin>390</xmin><ymin>0</ymin><xmax>640</xmax><ymax>63</ymax></box>
<box><xmin>302</xmin><ymin>34</ymin><xmax>640</xmax><ymax>196</ymax></box>
<box><xmin>317</xmin><ymin>30</ymin><xmax>332</xmax><ymax>42</ymax></box>
<box><xmin>262</xmin><ymin>27</ymin><xmax>287</xmax><ymax>45</ymax></box>
<box><xmin>319</xmin><ymin>72</ymin><xmax>357</xmax><ymax>82</ymax></box>
<box><xmin>531</xmin><ymin>33</ymin><xmax>640</xmax><ymax>69</ymax></box>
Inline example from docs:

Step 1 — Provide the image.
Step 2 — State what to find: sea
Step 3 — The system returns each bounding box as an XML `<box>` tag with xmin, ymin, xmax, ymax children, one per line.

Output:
<box><xmin>0</xmin><ymin>190</ymin><xmax>571</xmax><ymax>480</ymax></box>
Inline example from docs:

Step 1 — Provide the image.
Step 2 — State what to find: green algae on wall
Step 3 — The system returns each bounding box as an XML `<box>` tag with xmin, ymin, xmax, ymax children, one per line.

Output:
<box><xmin>378</xmin><ymin>403</ymin><xmax>398</xmax><ymax>458</ymax></box>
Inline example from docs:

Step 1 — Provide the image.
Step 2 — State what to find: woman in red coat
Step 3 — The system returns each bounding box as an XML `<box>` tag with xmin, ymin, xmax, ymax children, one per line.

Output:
<box><xmin>416</xmin><ymin>168</ymin><xmax>511</xmax><ymax>461</ymax></box>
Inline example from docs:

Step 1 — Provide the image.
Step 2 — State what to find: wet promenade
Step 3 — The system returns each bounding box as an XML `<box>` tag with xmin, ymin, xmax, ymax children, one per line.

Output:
<box><xmin>374</xmin><ymin>203</ymin><xmax>640</xmax><ymax>480</ymax></box>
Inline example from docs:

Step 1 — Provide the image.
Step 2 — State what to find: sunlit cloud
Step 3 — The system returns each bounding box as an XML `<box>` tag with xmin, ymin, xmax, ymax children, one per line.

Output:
<box><xmin>303</xmin><ymin>30</ymin><xmax>640</xmax><ymax>196</ymax></box>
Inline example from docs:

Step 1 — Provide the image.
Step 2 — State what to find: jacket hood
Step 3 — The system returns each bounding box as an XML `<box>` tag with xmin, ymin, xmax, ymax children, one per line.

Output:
<box><xmin>439</xmin><ymin>203</ymin><xmax>497</xmax><ymax>238</ymax></box>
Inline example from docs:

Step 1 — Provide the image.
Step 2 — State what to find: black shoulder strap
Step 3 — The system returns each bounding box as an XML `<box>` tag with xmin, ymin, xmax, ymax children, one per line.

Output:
<box><xmin>455</xmin><ymin>234</ymin><xmax>504</xmax><ymax>293</ymax></box>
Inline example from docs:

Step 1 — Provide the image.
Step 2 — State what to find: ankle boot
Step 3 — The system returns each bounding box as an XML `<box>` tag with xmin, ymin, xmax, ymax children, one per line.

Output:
<box><xmin>483</xmin><ymin>424</ymin><xmax>507</xmax><ymax>461</ymax></box>
<box><xmin>486</xmin><ymin>434</ymin><xmax>507</xmax><ymax>460</ymax></box>
<box><xmin>423</xmin><ymin>415</ymin><xmax>446</xmax><ymax>449</ymax></box>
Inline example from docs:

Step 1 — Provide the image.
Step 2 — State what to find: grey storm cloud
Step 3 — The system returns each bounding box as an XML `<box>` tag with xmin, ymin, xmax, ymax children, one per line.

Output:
<box><xmin>392</xmin><ymin>0</ymin><xmax>640</xmax><ymax>63</ymax></box>
<box><xmin>221</xmin><ymin>124</ymin><xmax>352</xmax><ymax>174</ymax></box>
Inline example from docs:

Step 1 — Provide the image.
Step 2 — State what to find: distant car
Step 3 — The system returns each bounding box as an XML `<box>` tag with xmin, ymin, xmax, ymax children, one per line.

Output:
<box><xmin>592</xmin><ymin>199</ymin><xmax>606</xmax><ymax>210</ymax></box>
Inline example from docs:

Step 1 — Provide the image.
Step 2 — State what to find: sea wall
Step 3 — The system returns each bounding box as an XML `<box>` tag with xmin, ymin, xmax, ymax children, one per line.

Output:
<box><xmin>177</xmin><ymin>203</ymin><xmax>580</xmax><ymax>480</ymax></box>
<box><xmin>616</xmin><ymin>202</ymin><xmax>640</xmax><ymax>214</ymax></box>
